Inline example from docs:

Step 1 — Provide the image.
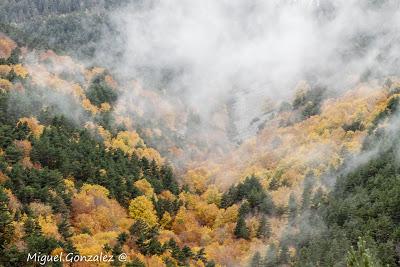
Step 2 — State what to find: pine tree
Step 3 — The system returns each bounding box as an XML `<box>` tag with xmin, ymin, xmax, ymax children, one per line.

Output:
<box><xmin>249</xmin><ymin>251</ymin><xmax>261</xmax><ymax>267</ymax></box>
<box><xmin>311</xmin><ymin>187</ymin><xmax>324</xmax><ymax>210</ymax></box>
<box><xmin>234</xmin><ymin>214</ymin><xmax>249</xmax><ymax>240</ymax></box>
<box><xmin>0</xmin><ymin>187</ymin><xmax>14</xmax><ymax>252</ymax></box>
<box><xmin>263</xmin><ymin>244</ymin><xmax>278</xmax><ymax>267</ymax></box>
<box><xmin>347</xmin><ymin>237</ymin><xmax>380</xmax><ymax>267</ymax></box>
<box><xmin>256</xmin><ymin>215</ymin><xmax>271</xmax><ymax>239</ymax></box>
<box><xmin>301</xmin><ymin>175</ymin><xmax>314</xmax><ymax>211</ymax></box>
<box><xmin>126</xmin><ymin>257</ymin><xmax>146</xmax><ymax>267</ymax></box>
<box><xmin>239</xmin><ymin>200</ymin><xmax>251</xmax><ymax>216</ymax></box>
<box><xmin>288</xmin><ymin>193</ymin><xmax>297</xmax><ymax>224</ymax></box>
<box><xmin>279</xmin><ymin>244</ymin><xmax>290</xmax><ymax>264</ymax></box>
<box><xmin>58</xmin><ymin>218</ymin><xmax>72</xmax><ymax>239</ymax></box>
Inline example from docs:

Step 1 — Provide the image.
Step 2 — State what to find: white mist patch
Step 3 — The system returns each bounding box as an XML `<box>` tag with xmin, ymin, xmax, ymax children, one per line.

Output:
<box><xmin>100</xmin><ymin>0</ymin><xmax>400</xmax><ymax>141</ymax></box>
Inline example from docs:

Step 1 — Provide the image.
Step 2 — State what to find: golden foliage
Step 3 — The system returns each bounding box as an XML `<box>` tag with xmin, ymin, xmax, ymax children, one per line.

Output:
<box><xmin>72</xmin><ymin>184</ymin><xmax>131</xmax><ymax>234</ymax></box>
<box><xmin>184</xmin><ymin>169</ymin><xmax>210</xmax><ymax>194</ymax></box>
<box><xmin>193</xmin><ymin>202</ymin><xmax>219</xmax><ymax>227</ymax></box>
<box><xmin>84</xmin><ymin>67</ymin><xmax>105</xmax><ymax>83</ymax></box>
<box><xmin>71</xmin><ymin>232</ymin><xmax>117</xmax><ymax>256</ymax></box>
<box><xmin>29</xmin><ymin>202</ymin><xmax>53</xmax><ymax>217</ymax></box>
<box><xmin>205</xmin><ymin>239</ymin><xmax>253</xmax><ymax>266</ymax></box>
<box><xmin>18</xmin><ymin>117</ymin><xmax>44</xmax><ymax>138</ymax></box>
<box><xmin>0</xmin><ymin>65</ymin><xmax>11</xmax><ymax>76</ymax></box>
<box><xmin>159</xmin><ymin>190</ymin><xmax>176</xmax><ymax>201</ymax></box>
<box><xmin>5</xmin><ymin>189</ymin><xmax>20</xmax><ymax>214</ymax></box>
<box><xmin>0</xmin><ymin>36</ymin><xmax>16</xmax><ymax>59</ymax></box>
<box><xmin>100</xmin><ymin>102</ymin><xmax>111</xmax><ymax>112</ymax></box>
<box><xmin>12</xmin><ymin>64</ymin><xmax>28</xmax><ymax>79</ymax></box>
<box><xmin>72</xmin><ymin>83</ymin><xmax>85</xmax><ymax>98</ymax></box>
<box><xmin>0</xmin><ymin>171</ymin><xmax>9</xmax><ymax>184</ymax></box>
<box><xmin>128</xmin><ymin>195</ymin><xmax>158</xmax><ymax>227</ymax></box>
<box><xmin>105</xmin><ymin>75</ymin><xmax>118</xmax><ymax>89</ymax></box>
<box><xmin>110</xmin><ymin>131</ymin><xmax>143</xmax><ymax>155</ymax></box>
<box><xmin>0</xmin><ymin>78</ymin><xmax>12</xmax><ymax>91</ymax></box>
<box><xmin>14</xmin><ymin>140</ymin><xmax>32</xmax><ymax>157</ymax></box>
<box><xmin>171</xmin><ymin>206</ymin><xmax>213</xmax><ymax>245</ymax></box>
<box><xmin>135</xmin><ymin>147</ymin><xmax>164</xmax><ymax>165</ymax></box>
<box><xmin>96</xmin><ymin>126</ymin><xmax>112</xmax><ymax>145</ymax></box>
<box><xmin>134</xmin><ymin>179</ymin><xmax>154</xmax><ymax>197</ymax></box>
<box><xmin>38</xmin><ymin>215</ymin><xmax>61</xmax><ymax>239</ymax></box>
<box><xmin>160</xmin><ymin>212</ymin><xmax>172</xmax><ymax>229</ymax></box>
<box><xmin>64</xmin><ymin>178</ymin><xmax>76</xmax><ymax>194</ymax></box>
<box><xmin>82</xmin><ymin>98</ymin><xmax>99</xmax><ymax>114</ymax></box>
<box><xmin>201</xmin><ymin>186</ymin><xmax>222</xmax><ymax>205</ymax></box>
<box><xmin>214</xmin><ymin>205</ymin><xmax>239</xmax><ymax>228</ymax></box>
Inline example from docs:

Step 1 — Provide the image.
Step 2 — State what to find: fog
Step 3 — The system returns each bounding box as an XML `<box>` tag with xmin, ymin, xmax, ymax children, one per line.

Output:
<box><xmin>94</xmin><ymin>0</ymin><xmax>400</xmax><ymax>140</ymax></box>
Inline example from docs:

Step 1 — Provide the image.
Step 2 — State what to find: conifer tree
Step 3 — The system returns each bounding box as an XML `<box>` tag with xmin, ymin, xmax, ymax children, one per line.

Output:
<box><xmin>256</xmin><ymin>215</ymin><xmax>271</xmax><ymax>239</ymax></box>
<box><xmin>288</xmin><ymin>192</ymin><xmax>297</xmax><ymax>224</ymax></box>
<box><xmin>249</xmin><ymin>251</ymin><xmax>261</xmax><ymax>267</ymax></box>
<box><xmin>234</xmin><ymin>214</ymin><xmax>250</xmax><ymax>240</ymax></box>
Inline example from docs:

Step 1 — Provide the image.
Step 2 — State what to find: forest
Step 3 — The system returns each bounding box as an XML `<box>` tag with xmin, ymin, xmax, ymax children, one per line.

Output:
<box><xmin>1</xmin><ymin>1</ymin><xmax>400</xmax><ymax>267</ymax></box>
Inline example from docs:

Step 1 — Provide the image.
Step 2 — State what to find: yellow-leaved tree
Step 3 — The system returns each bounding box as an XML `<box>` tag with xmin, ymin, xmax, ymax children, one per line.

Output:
<box><xmin>18</xmin><ymin>117</ymin><xmax>44</xmax><ymax>139</ymax></box>
<box><xmin>128</xmin><ymin>195</ymin><xmax>158</xmax><ymax>227</ymax></box>
<box><xmin>134</xmin><ymin>179</ymin><xmax>154</xmax><ymax>197</ymax></box>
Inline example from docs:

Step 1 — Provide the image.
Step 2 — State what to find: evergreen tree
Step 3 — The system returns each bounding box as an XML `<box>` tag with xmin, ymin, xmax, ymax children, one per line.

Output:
<box><xmin>279</xmin><ymin>244</ymin><xmax>290</xmax><ymax>264</ymax></box>
<box><xmin>239</xmin><ymin>200</ymin><xmax>251</xmax><ymax>216</ymax></box>
<box><xmin>7</xmin><ymin>47</ymin><xmax>21</xmax><ymax>65</ymax></box>
<box><xmin>310</xmin><ymin>187</ymin><xmax>324</xmax><ymax>210</ymax></box>
<box><xmin>194</xmin><ymin>247</ymin><xmax>207</xmax><ymax>263</ymax></box>
<box><xmin>263</xmin><ymin>244</ymin><xmax>278</xmax><ymax>267</ymax></box>
<box><xmin>301</xmin><ymin>175</ymin><xmax>314</xmax><ymax>211</ymax></box>
<box><xmin>234</xmin><ymin>214</ymin><xmax>250</xmax><ymax>240</ymax></box>
<box><xmin>126</xmin><ymin>257</ymin><xmax>146</xmax><ymax>267</ymax></box>
<box><xmin>288</xmin><ymin>192</ymin><xmax>297</xmax><ymax>224</ymax></box>
<box><xmin>256</xmin><ymin>215</ymin><xmax>271</xmax><ymax>239</ymax></box>
<box><xmin>0</xmin><ymin>187</ymin><xmax>14</xmax><ymax>253</ymax></box>
<box><xmin>346</xmin><ymin>237</ymin><xmax>380</xmax><ymax>267</ymax></box>
<box><xmin>249</xmin><ymin>251</ymin><xmax>261</xmax><ymax>267</ymax></box>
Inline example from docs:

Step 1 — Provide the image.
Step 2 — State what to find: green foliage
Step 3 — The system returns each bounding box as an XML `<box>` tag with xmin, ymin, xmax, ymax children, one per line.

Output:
<box><xmin>153</xmin><ymin>196</ymin><xmax>182</xmax><ymax>219</ymax></box>
<box><xmin>26</xmin><ymin>115</ymin><xmax>179</xmax><ymax>206</ymax></box>
<box><xmin>347</xmin><ymin>237</ymin><xmax>382</xmax><ymax>267</ymax></box>
<box><xmin>288</xmin><ymin>192</ymin><xmax>297</xmax><ymax>224</ymax></box>
<box><xmin>292</xmin><ymin>86</ymin><xmax>326</xmax><ymax>119</ymax></box>
<box><xmin>249</xmin><ymin>251</ymin><xmax>261</xmax><ymax>267</ymax></box>
<box><xmin>87</xmin><ymin>74</ymin><xmax>118</xmax><ymax>107</ymax></box>
<box><xmin>5</xmin><ymin>165</ymin><xmax>70</xmax><ymax>213</ymax></box>
<box><xmin>371</xmin><ymin>95</ymin><xmax>400</xmax><ymax>127</ymax></box>
<box><xmin>0</xmin><ymin>77</ymin><xmax>189</xmax><ymax>264</ymax></box>
<box><xmin>256</xmin><ymin>215</ymin><xmax>271</xmax><ymax>239</ymax></box>
<box><xmin>23</xmin><ymin>218</ymin><xmax>62</xmax><ymax>256</ymax></box>
<box><xmin>221</xmin><ymin>175</ymin><xmax>275</xmax><ymax>214</ymax></box>
<box><xmin>263</xmin><ymin>244</ymin><xmax>279</xmax><ymax>267</ymax></box>
<box><xmin>342</xmin><ymin>120</ymin><xmax>365</xmax><ymax>132</ymax></box>
<box><xmin>279</xmin><ymin>244</ymin><xmax>290</xmax><ymax>264</ymax></box>
<box><xmin>301</xmin><ymin>175</ymin><xmax>314</xmax><ymax>211</ymax></box>
<box><xmin>127</xmin><ymin>257</ymin><xmax>146</xmax><ymax>267</ymax></box>
<box><xmin>293</xmin><ymin>127</ymin><xmax>400</xmax><ymax>266</ymax></box>
<box><xmin>234</xmin><ymin>214</ymin><xmax>250</xmax><ymax>240</ymax></box>
<box><xmin>0</xmin><ymin>186</ymin><xmax>14</xmax><ymax>256</ymax></box>
<box><xmin>0</xmin><ymin>1</ymin><xmax>127</xmax><ymax>58</ymax></box>
<box><xmin>4</xmin><ymin>144</ymin><xmax>23</xmax><ymax>164</ymax></box>
<box><xmin>166</xmin><ymin>238</ymin><xmax>195</xmax><ymax>266</ymax></box>
<box><xmin>0</xmin><ymin>47</ymin><xmax>21</xmax><ymax>66</ymax></box>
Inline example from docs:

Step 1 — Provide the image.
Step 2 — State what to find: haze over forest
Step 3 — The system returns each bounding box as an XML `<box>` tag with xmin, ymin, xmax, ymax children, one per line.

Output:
<box><xmin>1</xmin><ymin>0</ymin><xmax>400</xmax><ymax>266</ymax></box>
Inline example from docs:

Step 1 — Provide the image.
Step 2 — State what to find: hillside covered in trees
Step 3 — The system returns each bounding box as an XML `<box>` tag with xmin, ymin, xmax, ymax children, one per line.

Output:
<box><xmin>2</xmin><ymin>1</ymin><xmax>400</xmax><ymax>267</ymax></box>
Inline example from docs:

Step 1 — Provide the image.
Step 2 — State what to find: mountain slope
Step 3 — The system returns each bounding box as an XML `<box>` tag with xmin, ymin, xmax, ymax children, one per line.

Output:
<box><xmin>1</xmin><ymin>31</ymin><xmax>400</xmax><ymax>267</ymax></box>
